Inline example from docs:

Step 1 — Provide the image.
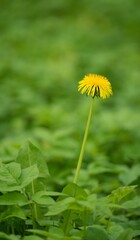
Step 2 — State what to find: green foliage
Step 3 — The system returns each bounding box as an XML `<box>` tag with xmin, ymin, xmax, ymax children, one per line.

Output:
<box><xmin>83</xmin><ymin>226</ymin><xmax>109</xmax><ymax>240</ymax></box>
<box><xmin>116</xmin><ymin>229</ymin><xmax>133</xmax><ymax>240</ymax></box>
<box><xmin>0</xmin><ymin>141</ymin><xmax>50</xmax><ymax>235</ymax></box>
<box><xmin>119</xmin><ymin>164</ymin><xmax>140</xmax><ymax>185</ymax></box>
<box><xmin>0</xmin><ymin>0</ymin><xmax>140</xmax><ymax>239</ymax></box>
<box><xmin>0</xmin><ymin>192</ymin><xmax>28</xmax><ymax>206</ymax></box>
<box><xmin>0</xmin><ymin>232</ymin><xmax>20</xmax><ymax>240</ymax></box>
<box><xmin>23</xmin><ymin>236</ymin><xmax>44</xmax><ymax>240</ymax></box>
<box><xmin>16</xmin><ymin>141</ymin><xmax>49</xmax><ymax>178</ymax></box>
<box><xmin>0</xmin><ymin>162</ymin><xmax>39</xmax><ymax>192</ymax></box>
<box><xmin>107</xmin><ymin>186</ymin><xmax>136</xmax><ymax>203</ymax></box>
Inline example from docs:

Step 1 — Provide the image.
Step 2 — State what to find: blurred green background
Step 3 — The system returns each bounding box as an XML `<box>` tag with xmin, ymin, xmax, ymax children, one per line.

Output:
<box><xmin>0</xmin><ymin>0</ymin><xmax>140</xmax><ymax>191</ymax></box>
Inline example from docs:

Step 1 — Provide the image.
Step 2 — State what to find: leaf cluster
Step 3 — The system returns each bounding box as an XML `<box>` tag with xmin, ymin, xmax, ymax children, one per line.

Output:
<box><xmin>0</xmin><ymin>142</ymin><xmax>139</xmax><ymax>240</ymax></box>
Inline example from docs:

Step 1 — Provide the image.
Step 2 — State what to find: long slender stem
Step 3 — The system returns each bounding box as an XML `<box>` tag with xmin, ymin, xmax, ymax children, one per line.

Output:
<box><xmin>64</xmin><ymin>98</ymin><xmax>94</xmax><ymax>236</ymax></box>
<box><xmin>31</xmin><ymin>181</ymin><xmax>38</xmax><ymax>229</ymax></box>
<box><xmin>28</xmin><ymin>149</ymin><xmax>38</xmax><ymax>229</ymax></box>
<box><xmin>73</xmin><ymin>98</ymin><xmax>94</xmax><ymax>184</ymax></box>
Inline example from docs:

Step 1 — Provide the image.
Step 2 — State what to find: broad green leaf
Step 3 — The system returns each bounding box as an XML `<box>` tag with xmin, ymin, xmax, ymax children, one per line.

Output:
<box><xmin>0</xmin><ymin>192</ymin><xmax>28</xmax><ymax>206</ymax></box>
<box><xmin>82</xmin><ymin>194</ymin><xmax>97</xmax><ymax>210</ymax></box>
<box><xmin>47</xmin><ymin>226</ymin><xmax>64</xmax><ymax>237</ymax></box>
<box><xmin>46</xmin><ymin>197</ymin><xmax>75</xmax><ymax>216</ymax></box>
<box><xmin>122</xmin><ymin>196</ymin><xmax>140</xmax><ymax>208</ymax></box>
<box><xmin>0</xmin><ymin>180</ymin><xmax>21</xmax><ymax>192</ymax></box>
<box><xmin>28</xmin><ymin>229</ymin><xmax>62</xmax><ymax>239</ymax></box>
<box><xmin>0</xmin><ymin>162</ymin><xmax>21</xmax><ymax>184</ymax></box>
<box><xmin>62</xmin><ymin>183</ymin><xmax>88</xmax><ymax>199</ymax></box>
<box><xmin>96</xmin><ymin>197</ymin><xmax>112</xmax><ymax>218</ymax></box>
<box><xmin>46</xmin><ymin>184</ymin><xmax>88</xmax><ymax>218</ymax></box>
<box><xmin>116</xmin><ymin>229</ymin><xmax>133</xmax><ymax>240</ymax></box>
<box><xmin>20</xmin><ymin>164</ymin><xmax>39</xmax><ymax>188</ymax></box>
<box><xmin>32</xmin><ymin>191</ymin><xmax>55</xmax><ymax>205</ymax></box>
<box><xmin>16</xmin><ymin>141</ymin><xmax>49</xmax><ymax>178</ymax></box>
<box><xmin>119</xmin><ymin>164</ymin><xmax>140</xmax><ymax>185</ymax></box>
<box><xmin>0</xmin><ymin>162</ymin><xmax>22</xmax><ymax>192</ymax></box>
<box><xmin>88</xmin><ymin>162</ymin><xmax>127</xmax><ymax>175</ymax></box>
<box><xmin>108</xmin><ymin>224</ymin><xmax>124</xmax><ymax>240</ymax></box>
<box><xmin>28</xmin><ymin>228</ymin><xmax>80</xmax><ymax>240</ymax></box>
<box><xmin>132</xmin><ymin>230</ymin><xmax>140</xmax><ymax>238</ymax></box>
<box><xmin>107</xmin><ymin>186</ymin><xmax>136</xmax><ymax>203</ymax></box>
<box><xmin>0</xmin><ymin>232</ymin><xmax>19</xmax><ymax>240</ymax></box>
<box><xmin>0</xmin><ymin>205</ymin><xmax>26</xmax><ymax>221</ymax></box>
<box><xmin>83</xmin><ymin>226</ymin><xmax>109</xmax><ymax>240</ymax></box>
<box><xmin>68</xmin><ymin>194</ymin><xmax>97</xmax><ymax>211</ymax></box>
<box><xmin>39</xmin><ymin>191</ymin><xmax>67</xmax><ymax>197</ymax></box>
<box><xmin>23</xmin><ymin>236</ymin><xmax>44</xmax><ymax>240</ymax></box>
<box><xmin>0</xmin><ymin>164</ymin><xmax>39</xmax><ymax>191</ymax></box>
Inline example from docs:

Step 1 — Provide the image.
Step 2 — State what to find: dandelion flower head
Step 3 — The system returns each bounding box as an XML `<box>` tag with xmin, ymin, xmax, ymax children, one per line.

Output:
<box><xmin>78</xmin><ymin>74</ymin><xmax>113</xmax><ymax>99</ymax></box>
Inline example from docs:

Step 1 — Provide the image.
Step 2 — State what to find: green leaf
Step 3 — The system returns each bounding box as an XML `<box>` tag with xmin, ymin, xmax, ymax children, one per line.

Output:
<box><xmin>119</xmin><ymin>164</ymin><xmax>140</xmax><ymax>185</ymax></box>
<box><xmin>62</xmin><ymin>183</ymin><xmax>88</xmax><ymax>199</ymax></box>
<box><xmin>122</xmin><ymin>196</ymin><xmax>140</xmax><ymax>209</ymax></box>
<box><xmin>0</xmin><ymin>205</ymin><xmax>26</xmax><ymax>221</ymax></box>
<box><xmin>0</xmin><ymin>162</ymin><xmax>21</xmax><ymax>184</ymax></box>
<box><xmin>108</xmin><ymin>224</ymin><xmax>124</xmax><ymax>240</ymax></box>
<box><xmin>20</xmin><ymin>164</ymin><xmax>39</xmax><ymax>188</ymax></box>
<box><xmin>82</xmin><ymin>194</ymin><xmax>97</xmax><ymax>210</ymax></box>
<box><xmin>23</xmin><ymin>236</ymin><xmax>44</xmax><ymax>240</ymax></box>
<box><xmin>46</xmin><ymin>197</ymin><xmax>75</xmax><ymax>216</ymax></box>
<box><xmin>0</xmin><ymin>180</ymin><xmax>20</xmax><ymax>192</ymax></box>
<box><xmin>83</xmin><ymin>226</ymin><xmax>109</xmax><ymax>240</ymax></box>
<box><xmin>46</xmin><ymin>188</ymin><xmax>89</xmax><ymax>216</ymax></box>
<box><xmin>40</xmin><ymin>191</ymin><xmax>67</xmax><ymax>197</ymax></box>
<box><xmin>0</xmin><ymin>192</ymin><xmax>28</xmax><ymax>206</ymax></box>
<box><xmin>96</xmin><ymin>197</ymin><xmax>112</xmax><ymax>218</ymax></box>
<box><xmin>107</xmin><ymin>186</ymin><xmax>137</xmax><ymax>203</ymax></box>
<box><xmin>16</xmin><ymin>141</ymin><xmax>49</xmax><ymax>178</ymax></box>
<box><xmin>0</xmin><ymin>232</ymin><xmax>19</xmax><ymax>240</ymax></box>
<box><xmin>28</xmin><ymin>229</ymin><xmax>62</xmax><ymax>239</ymax></box>
<box><xmin>47</xmin><ymin>226</ymin><xmax>64</xmax><ymax>238</ymax></box>
<box><xmin>0</xmin><ymin>162</ymin><xmax>22</xmax><ymax>192</ymax></box>
<box><xmin>132</xmin><ymin>230</ymin><xmax>140</xmax><ymax>238</ymax></box>
<box><xmin>116</xmin><ymin>229</ymin><xmax>133</xmax><ymax>240</ymax></box>
<box><xmin>0</xmin><ymin>163</ymin><xmax>39</xmax><ymax>191</ymax></box>
<box><xmin>32</xmin><ymin>191</ymin><xmax>55</xmax><ymax>205</ymax></box>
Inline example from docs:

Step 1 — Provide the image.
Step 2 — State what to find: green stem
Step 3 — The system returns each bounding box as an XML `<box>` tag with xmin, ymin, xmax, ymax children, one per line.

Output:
<box><xmin>73</xmin><ymin>98</ymin><xmax>94</xmax><ymax>184</ymax></box>
<box><xmin>63</xmin><ymin>98</ymin><xmax>94</xmax><ymax>236</ymax></box>
<box><xmin>31</xmin><ymin>181</ymin><xmax>38</xmax><ymax>229</ymax></box>
<box><xmin>63</xmin><ymin>210</ymin><xmax>72</xmax><ymax>236</ymax></box>
<box><xmin>28</xmin><ymin>152</ymin><xmax>38</xmax><ymax>229</ymax></box>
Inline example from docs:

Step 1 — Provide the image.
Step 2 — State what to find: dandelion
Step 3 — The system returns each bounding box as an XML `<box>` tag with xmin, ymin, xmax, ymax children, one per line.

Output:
<box><xmin>78</xmin><ymin>73</ymin><xmax>112</xmax><ymax>99</ymax></box>
<box><xmin>73</xmin><ymin>74</ymin><xmax>112</xmax><ymax>184</ymax></box>
<box><xmin>65</xmin><ymin>74</ymin><xmax>112</xmax><ymax>235</ymax></box>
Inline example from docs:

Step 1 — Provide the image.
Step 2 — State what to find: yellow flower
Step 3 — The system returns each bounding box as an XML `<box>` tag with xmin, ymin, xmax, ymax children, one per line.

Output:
<box><xmin>78</xmin><ymin>74</ymin><xmax>113</xmax><ymax>99</ymax></box>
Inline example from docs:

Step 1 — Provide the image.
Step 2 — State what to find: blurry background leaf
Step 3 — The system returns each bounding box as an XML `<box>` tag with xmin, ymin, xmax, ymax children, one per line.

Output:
<box><xmin>0</xmin><ymin>206</ymin><xmax>26</xmax><ymax>221</ymax></box>
<box><xmin>107</xmin><ymin>186</ymin><xmax>136</xmax><ymax>203</ymax></box>
<box><xmin>116</xmin><ymin>229</ymin><xmax>133</xmax><ymax>240</ymax></box>
<box><xmin>0</xmin><ymin>232</ymin><xmax>20</xmax><ymax>240</ymax></box>
<box><xmin>83</xmin><ymin>226</ymin><xmax>108</xmax><ymax>240</ymax></box>
<box><xmin>119</xmin><ymin>164</ymin><xmax>140</xmax><ymax>185</ymax></box>
<box><xmin>23</xmin><ymin>236</ymin><xmax>44</xmax><ymax>240</ymax></box>
<box><xmin>0</xmin><ymin>192</ymin><xmax>28</xmax><ymax>206</ymax></box>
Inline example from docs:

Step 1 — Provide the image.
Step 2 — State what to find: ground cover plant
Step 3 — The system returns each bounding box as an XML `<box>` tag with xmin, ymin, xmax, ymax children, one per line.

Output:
<box><xmin>0</xmin><ymin>0</ymin><xmax>140</xmax><ymax>239</ymax></box>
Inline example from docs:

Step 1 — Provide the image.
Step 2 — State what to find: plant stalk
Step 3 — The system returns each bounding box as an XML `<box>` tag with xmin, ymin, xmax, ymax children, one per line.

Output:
<box><xmin>73</xmin><ymin>98</ymin><xmax>94</xmax><ymax>184</ymax></box>
<box><xmin>63</xmin><ymin>210</ymin><xmax>72</xmax><ymax>236</ymax></box>
<box><xmin>64</xmin><ymin>98</ymin><xmax>94</xmax><ymax>236</ymax></box>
